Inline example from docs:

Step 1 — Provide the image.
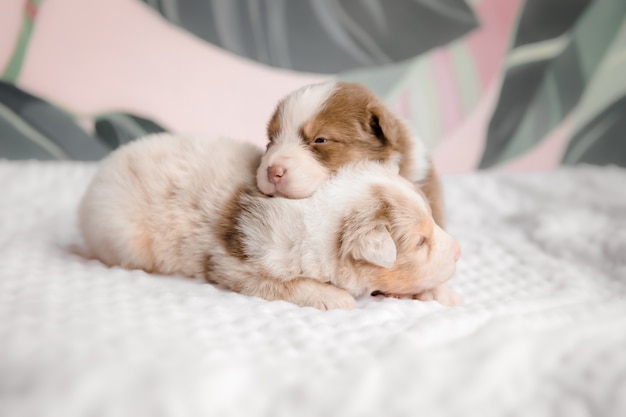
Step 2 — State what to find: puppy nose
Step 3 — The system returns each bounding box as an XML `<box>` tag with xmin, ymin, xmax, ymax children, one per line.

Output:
<box><xmin>452</xmin><ymin>241</ymin><xmax>461</xmax><ymax>262</ymax></box>
<box><xmin>267</xmin><ymin>165</ymin><xmax>285</xmax><ymax>185</ymax></box>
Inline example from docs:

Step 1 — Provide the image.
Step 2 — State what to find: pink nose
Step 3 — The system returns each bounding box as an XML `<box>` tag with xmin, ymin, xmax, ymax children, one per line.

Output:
<box><xmin>452</xmin><ymin>241</ymin><xmax>461</xmax><ymax>262</ymax></box>
<box><xmin>267</xmin><ymin>165</ymin><xmax>285</xmax><ymax>185</ymax></box>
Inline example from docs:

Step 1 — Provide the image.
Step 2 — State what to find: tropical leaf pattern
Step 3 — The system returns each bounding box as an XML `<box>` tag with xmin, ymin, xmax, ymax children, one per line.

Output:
<box><xmin>142</xmin><ymin>0</ymin><xmax>478</xmax><ymax>74</ymax></box>
<box><xmin>339</xmin><ymin>0</ymin><xmax>520</xmax><ymax>148</ymax></box>
<box><xmin>0</xmin><ymin>82</ymin><xmax>107</xmax><ymax>160</ymax></box>
<box><xmin>478</xmin><ymin>0</ymin><xmax>593</xmax><ymax>168</ymax></box>
<box><xmin>0</xmin><ymin>0</ymin><xmax>624</xmax><ymax>170</ymax></box>
<box><xmin>0</xmin><ymin>82</ymin><xmax>166</xmax><ymax>160</ymax></box>
<box><xmin>479</xmin><ymin>0</ymin><xmax>626</xmax><ymax>168</ymax></box>
<box><xmin>562</xmin><ymin>95</ymin><xmax>626</xmax><ymax>166</ymax></box>
<box><xmin>94</xmin><ymin>113</ymin><xmax>167</xmax><ymax>150</ymax></box>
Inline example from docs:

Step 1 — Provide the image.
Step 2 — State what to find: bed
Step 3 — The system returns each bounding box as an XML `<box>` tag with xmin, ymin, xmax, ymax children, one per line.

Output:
<box><xmin>1</xmin><ymin>160</ymin><xmax>624</xmax><ymax>417</ymax></box>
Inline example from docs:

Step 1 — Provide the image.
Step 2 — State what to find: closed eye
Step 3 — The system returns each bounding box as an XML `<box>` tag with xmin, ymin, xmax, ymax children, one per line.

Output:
<box><xmin>417</xmin><ymin>237</ymin><xmax>426</xmax><ymax>247</ymax></box>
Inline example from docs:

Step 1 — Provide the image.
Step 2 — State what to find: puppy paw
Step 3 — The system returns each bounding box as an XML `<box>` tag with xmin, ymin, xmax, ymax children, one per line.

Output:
<box><xmin>296</xmin><ymin>282</ymin><xmax>356</xmax><ymax>310</ymax></box>
<box><xmin>310</xmin><ymin>289</ymin><xmax>356</xmax><ymax>310</ymax></box>
<box><xmin>414</xmin><ymin>285</ymin><xmax>463</xmax><ymax>307</ymax></box>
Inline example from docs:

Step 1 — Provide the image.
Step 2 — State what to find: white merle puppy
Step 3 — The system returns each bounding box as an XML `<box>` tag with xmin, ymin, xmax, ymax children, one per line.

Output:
<box><xmin>79</xmin><ymin>134</ymin><xmax>461</xmax><ymax>309</ymax></box>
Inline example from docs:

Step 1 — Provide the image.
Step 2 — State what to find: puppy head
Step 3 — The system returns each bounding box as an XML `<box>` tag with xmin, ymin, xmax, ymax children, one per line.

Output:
<box><xmin>256</xmin><ymin>81</ymin><xmax>411</xmax><ymax>198</ymax></box>
<box><xmin>338</xmin><ymin>182</ymin><xmax>460</xmax><ymax>295</ymax></box>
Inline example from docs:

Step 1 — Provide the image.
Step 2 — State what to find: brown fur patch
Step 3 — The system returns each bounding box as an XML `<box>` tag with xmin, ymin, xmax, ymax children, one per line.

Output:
<box><xmin>214</xmin><ymin>146</ymin><xmax>263</xmax><ymax>261</ymax></box>
<box><xmin>336</xmin><ymin>212</ymin><xmax>355</xmax><ymax>262</ymax></box>
<box><xmin>202</xmin><ymin>254</ymin><xmax>218</xmax><ymax>283</ymax></box>
<box><xmin>370</xmin><ymin>186</ymin><xmax>394</xmax><ymax>223</ymax></box>
<box><xmin>214</xmin><ymin>186</ymin><xmax>250</xmax><ymax>261</ymax></box>
<box><xmin>298</xmin><ymin>82</ymin><xmax>403</xmax><ymax>172</ymax></box>
<box><xmin>214</xmin><ymin>173</ymin><xmax>267</xmax><ymax>262</ymax></box>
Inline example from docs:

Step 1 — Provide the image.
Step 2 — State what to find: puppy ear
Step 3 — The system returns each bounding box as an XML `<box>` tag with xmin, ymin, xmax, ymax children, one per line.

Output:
<box><xmin>344</xmin><ymin>223</ymin><xmax>397</xmax><ymax>268</ymax></box>
<box><xmin>368</xmin><ymin>101</ymin><xmax>409</xmax><ymax>148</ymax></box>
<box><xmin>369</xmin><ymin>112</ymin><xmax>388</xmax><ymax>144</ymax></box>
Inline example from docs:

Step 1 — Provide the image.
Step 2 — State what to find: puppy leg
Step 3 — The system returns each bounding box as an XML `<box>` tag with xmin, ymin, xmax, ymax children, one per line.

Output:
<box><xmin>245</xmin><ymin>276</ymin><xmax>356</xmax><ymax>310</ymax></box>
<box><xmin>420</xmin><ymin>163</ymin><xmax>446</xmax><ymax>229</ymax></box>
<box><xmin>413</xmin><ymin>285</ymin><xmax>463</xmax><ymax>307</ymax></box>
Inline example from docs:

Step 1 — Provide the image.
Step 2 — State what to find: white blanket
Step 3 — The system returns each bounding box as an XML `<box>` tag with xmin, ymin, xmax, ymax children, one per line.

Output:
<box><xmin>1</xmin><ymin>161</ymin><xmax>625</xmax><ymax>417</ymax></box>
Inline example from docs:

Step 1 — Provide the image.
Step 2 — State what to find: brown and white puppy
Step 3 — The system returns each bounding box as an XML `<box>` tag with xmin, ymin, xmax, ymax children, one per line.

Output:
<box><xmin>256</xmin><ymin>81</ymin><xmax>446</xmax><ymax>228</ymax></box>
<box><xmin>78</xmin><ymin>134</ymin><xmax>461</xmax><ymax>310</ymax></box>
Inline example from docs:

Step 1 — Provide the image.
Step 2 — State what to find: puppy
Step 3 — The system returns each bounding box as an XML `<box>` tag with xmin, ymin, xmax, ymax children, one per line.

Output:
<box><xmin>256</xmin><ymin>81</ymin><xmax>446</xmax><ymax>228</ymax></box>
<box><xmin>78</xmin><ymin>134</ymin><xmax>461</xmax><ymax>309</ymax></box>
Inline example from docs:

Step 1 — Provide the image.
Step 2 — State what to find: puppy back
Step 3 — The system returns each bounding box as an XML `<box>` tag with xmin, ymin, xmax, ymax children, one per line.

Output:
<box><xmin>79</xmin><ymin>133</ymin><xmax>263</xmax><ymax>275</ymax></box>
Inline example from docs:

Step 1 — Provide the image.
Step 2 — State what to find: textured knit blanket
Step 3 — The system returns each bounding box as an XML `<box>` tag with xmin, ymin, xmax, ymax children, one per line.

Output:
<box><xmin>1</xmin><ymin>161</ymin><xmax>625</xmax><ymax>417</ymax></box>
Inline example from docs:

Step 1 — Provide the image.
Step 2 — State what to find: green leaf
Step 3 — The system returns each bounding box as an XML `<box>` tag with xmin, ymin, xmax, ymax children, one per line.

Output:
<box><xmin>479</xmin><ymin>0</ymin><xmax>626</xmax><ymax>168</ymax></box>
<box><xmin>94</xmin><ymin>113</ymin><xmax>167</xmax><ymax>150</ymax></box>
<box><xmin>562</xmin><ymin>94</ymin><xmax>626</xmax><ymax>167</ymax></box>
<box><xmin>0</xmin><ymin>81</ymin><xmax>108</xmax><ymax>160</ymax></box>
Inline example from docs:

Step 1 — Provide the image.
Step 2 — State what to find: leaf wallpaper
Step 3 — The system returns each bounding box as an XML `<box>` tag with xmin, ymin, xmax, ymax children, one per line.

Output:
<box><xmin>143</xmin><ymin>0</ymin><xmax>479</xmax><ymax>73</ymax></box>
<box><xmin>562</xmin><ymin>95</ymin><xmax>626</xmax><ymax>166</ymax></box>
<box><xmin>0</xmin><ymin>82</ymin><xmax>167</xmax><ymax>160</ymax></box>
<box><xmin>0</xmin><ymin>0</ymin><xmax>624</xmax><ymax>172</ymax></box>
<box><xmin>480</xmin><ymin>0</ymin><xmax>626</xmax><ymax>168</ymax></box>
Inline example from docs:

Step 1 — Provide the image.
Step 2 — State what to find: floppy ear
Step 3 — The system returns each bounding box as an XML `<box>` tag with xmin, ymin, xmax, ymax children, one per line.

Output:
<box><xmin>368</xmin><ymin>101</ymin><xmax>410</xmax><ymax>149</ymax></box>
<box><xmin>343</xmin><ymin>223</ymin><xmax>397</xmax><ymax>268</ymax></box>
<box><xmin>368</xmin><ymin>99</ymin><xmax>417</xmax><ymax>179</ymax></box>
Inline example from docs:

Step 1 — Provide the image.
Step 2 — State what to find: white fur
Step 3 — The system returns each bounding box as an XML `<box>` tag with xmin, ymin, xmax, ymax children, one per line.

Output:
<box><xmin>349</xmin><ymin>224</ymin><xmax>397</xmax><ymax>268</ymax></box>
<box><xmin>257</xmin><ymin>140</ymin><xmax>329</xmax><ymax>198</ymax></box>
<box><xmin>403</xmin><ymin>125</ymin><xmax>431</xmax><ymax>183</ymax></box>
<box><xmin>277</xmin><ymin>81</ymin><xmax>337</xmax><ymax>139</ymax></box>
<box><xmin>257</xmin><ymin>81</ymin><xmax>337</xmax><ymax>198</ymax></box>
<box><xmin>79</xmin><ymin>134</ymin><xmax>460</xmax><ymax>310</ymax></box>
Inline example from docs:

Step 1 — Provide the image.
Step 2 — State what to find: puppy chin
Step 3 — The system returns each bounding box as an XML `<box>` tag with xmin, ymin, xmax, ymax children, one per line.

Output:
<box><xmin>258</xmin><ymin>180</ymin><xmax>319</xmax><ymax>200</ymax></box>
<box><xmin>256</xmin><ymin>175</ymin><xmax>278</xmax><ymax>196</ymax></box>
<box><xmin>256</xmin><ymin>164</ymin><xmax>328</xmax><ymax>199</ymax></box>
<box><xmin>440</xmin><ymin>263</ymin><xmax>457</xmax><ymax>283</ymax></box>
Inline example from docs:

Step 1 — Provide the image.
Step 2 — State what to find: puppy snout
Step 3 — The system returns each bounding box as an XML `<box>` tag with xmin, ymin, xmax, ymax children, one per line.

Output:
<box><xmin>267</xmin><ymin>165</ymin><xmax>286</xmax><ymax>185</ymax></box>
<box><xmin>452</xmin><ymin>241</ymin><xmax>461</xmax><ymax>262</ymax></box>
